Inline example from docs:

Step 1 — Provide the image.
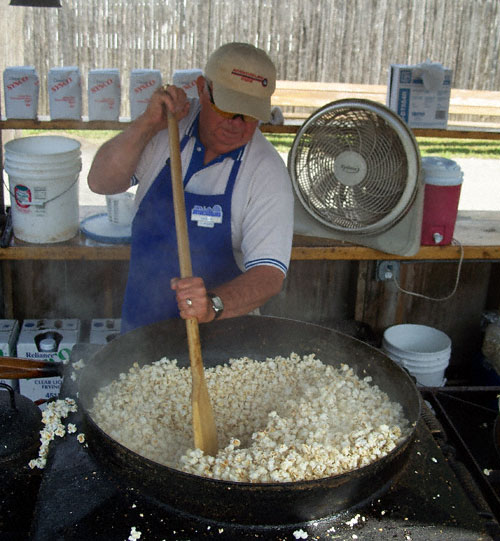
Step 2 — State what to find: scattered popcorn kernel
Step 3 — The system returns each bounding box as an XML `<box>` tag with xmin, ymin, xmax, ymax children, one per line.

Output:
<box><xmin>128</xmin><ymin>526</ymin><xmax>141</xmax><ymax>540</ymax></box>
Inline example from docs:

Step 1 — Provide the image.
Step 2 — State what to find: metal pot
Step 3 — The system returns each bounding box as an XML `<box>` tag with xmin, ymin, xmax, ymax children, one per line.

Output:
<box><xmin>76</xmin><ymin>316</ymin><xmax>421</xmax><ymax>525</ymax></box>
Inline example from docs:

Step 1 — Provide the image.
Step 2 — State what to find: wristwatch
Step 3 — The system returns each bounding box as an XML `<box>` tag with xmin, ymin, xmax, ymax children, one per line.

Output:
<box><xmin>207</xmin><ymin>293</ymin><xmax>224</xmax><ymax>319</ymax></box>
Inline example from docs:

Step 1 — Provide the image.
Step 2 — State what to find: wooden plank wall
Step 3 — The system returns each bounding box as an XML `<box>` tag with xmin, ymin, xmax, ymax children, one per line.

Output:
<box><xmin>1</xmin><ymin>0</ymin><xmax>499</xmax><ymax>117</ymax></box>
<box><xmin>6</xmin><ymin>260</ymin><xmax>129</xmax><ymax>320</ymax></box>
<box><xmin>5</xmin><ymin>257</ymin><xmax>498</xmax><ymax>379</ymax></box>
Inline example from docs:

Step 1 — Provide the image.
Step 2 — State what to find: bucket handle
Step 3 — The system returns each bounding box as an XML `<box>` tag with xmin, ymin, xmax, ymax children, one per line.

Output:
<box><xmin>3</xmin><ymin>177</ymin><xmax>79</xmax><ymax>208</ymax></box>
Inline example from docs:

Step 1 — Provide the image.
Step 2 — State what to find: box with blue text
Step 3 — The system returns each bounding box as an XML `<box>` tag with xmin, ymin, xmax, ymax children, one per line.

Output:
<box><xmin>89</xmin><ymin>318</ymin><xmax>121</xmax><ymax>345</ymax></box>
<box><xmin>17</xmin><ymin>319</ymin><xmax>80</xmax><ymax>407</ymax></box>
<box><xmin>387</xmin><ymin>63</ymin><xmax>452</xmax><ymax>129</ymax></box>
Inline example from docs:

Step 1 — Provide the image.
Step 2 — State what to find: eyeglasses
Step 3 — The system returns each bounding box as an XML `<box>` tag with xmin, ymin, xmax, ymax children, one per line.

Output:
<box><xmin>206</xmin><ymin>83</ymin><xmax>258</xmax><ymax>123</ymax></box>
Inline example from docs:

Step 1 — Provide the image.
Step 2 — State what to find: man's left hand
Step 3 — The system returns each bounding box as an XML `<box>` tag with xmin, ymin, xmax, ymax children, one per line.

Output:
<box><xmin>171</xmin><ymin>276</ymin><xmax>215</xmax><ymax>323</ymax></box>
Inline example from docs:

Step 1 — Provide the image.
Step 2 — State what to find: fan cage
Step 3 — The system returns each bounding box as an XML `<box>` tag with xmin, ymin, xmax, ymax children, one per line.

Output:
<box><xmin>289</xmin><ymin>99</ymin><xmax>420</xmax><ymax>235</ymax></box>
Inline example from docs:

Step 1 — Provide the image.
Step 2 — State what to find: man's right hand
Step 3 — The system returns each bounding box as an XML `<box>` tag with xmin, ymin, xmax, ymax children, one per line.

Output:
<box><xmin>141</xmin><ymin>84</ymin><xmax>190</xmax><ymax>133</ymax></box>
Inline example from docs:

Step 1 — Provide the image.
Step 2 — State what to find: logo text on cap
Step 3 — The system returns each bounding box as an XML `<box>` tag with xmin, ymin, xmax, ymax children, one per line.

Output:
<box><xmin>231</xmin><ymin>69</ymin><xmax>268</xmax><ymax>87</ymax></box>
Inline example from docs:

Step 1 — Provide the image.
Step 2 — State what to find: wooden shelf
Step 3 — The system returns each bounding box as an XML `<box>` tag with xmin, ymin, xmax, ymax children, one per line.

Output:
<box><xmin>1</xmin><ymin>118</ymin><xmax>500</xmax><ymax>139</ymax></box>
<box><xmin>0</xmin><ymin>118</ymin><xmax>125</xmax><ymax>130</ymax></box>
<box><xmin>292</xmin><ymin>211</ymin><xmax>500</xmax><ymax>261</ymax></box>
<box><xmin>0</xmin><ymin>208</ymin><xmax>498</xmax><ymax>262</ymax></box>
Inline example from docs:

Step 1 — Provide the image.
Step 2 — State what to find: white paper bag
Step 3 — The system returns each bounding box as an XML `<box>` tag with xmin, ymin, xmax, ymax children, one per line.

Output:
<box><xmin>3</xmin><ymin>66</ymin><xmax>39</xmax><ymax>119</ymax></box>
<box><xmin>48</xmin><ymin>67</ymin><xmax>82</xmax><ymax>120</ymax></box>
<box><xmin>88</xmin><ymin>69</ymin><xmax>121</xmax><ymax>121</ymax></box>
<box><xmin>172</xmin><ymin>69</ymin><xmax>203</xmax><ymax>99</ymax></box>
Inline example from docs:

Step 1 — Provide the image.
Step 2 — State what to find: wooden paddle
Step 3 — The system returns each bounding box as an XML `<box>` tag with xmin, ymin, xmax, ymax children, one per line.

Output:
<box><xmin>0</xmin><ymin>356</ymin><xmax>63</xmax><ymax>379</ymax></box>
<box><xmin>167</xmin><ymin>109</ymin><xmax>218</xmax><ymax>457</ymax></box>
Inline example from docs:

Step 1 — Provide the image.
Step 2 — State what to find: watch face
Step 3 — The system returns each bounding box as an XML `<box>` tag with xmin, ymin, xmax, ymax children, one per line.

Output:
<box><xmin>211</xmin><ymin>295</ymin><xmax>223</xmax><ymax>311</ymax></box>
<box><xmin>209</xmin><ymin>294</ymin><xmax>224</xmax><ymax>316</ymax></box>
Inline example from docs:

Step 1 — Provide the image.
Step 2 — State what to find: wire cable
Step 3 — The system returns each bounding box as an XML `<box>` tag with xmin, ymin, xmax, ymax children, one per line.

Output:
<box><xmin>391</xmin><ymin>238</ymin><xmax>464</xmax><ymax>302</ymax></box>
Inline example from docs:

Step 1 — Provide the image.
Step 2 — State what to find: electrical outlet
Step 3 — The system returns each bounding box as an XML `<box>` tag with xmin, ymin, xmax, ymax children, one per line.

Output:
<box><xmin>376</xmin><ymin>261</ymin><xmax>400</xmax><ymax>281</ymax></box>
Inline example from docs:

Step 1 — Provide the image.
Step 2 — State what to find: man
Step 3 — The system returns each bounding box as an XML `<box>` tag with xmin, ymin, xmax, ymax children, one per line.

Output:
<box><xmin>88</xmin><ymin>42</ymin><xmax>294</xmax><ymax>333</ymax></box>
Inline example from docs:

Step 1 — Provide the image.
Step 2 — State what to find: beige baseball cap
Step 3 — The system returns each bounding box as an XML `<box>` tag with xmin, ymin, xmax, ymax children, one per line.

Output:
<box><xmin>204</xmin><ymin>42</ymin><xmax>276</xmax><ymax>122</ymax></box>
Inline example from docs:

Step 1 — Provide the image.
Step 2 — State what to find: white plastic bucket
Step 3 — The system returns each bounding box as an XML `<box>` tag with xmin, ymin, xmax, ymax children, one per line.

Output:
<box><xmin>4</xmin><ymin>135</ymin><xmax>81</xmax><ymax>243</ymax></box>
<box><xmin>382</xmin><ymin>324</ymin><xmax>451</xmax><ymax>386</ymax></box>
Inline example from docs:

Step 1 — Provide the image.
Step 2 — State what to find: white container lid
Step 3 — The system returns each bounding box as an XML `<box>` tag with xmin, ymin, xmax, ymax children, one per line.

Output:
<box><xmin>89</xmin><ymin>68</ymin><xmax>120</xmax><ymax>74</ymax></box>
<box><xmin>422</xmin><ymin>156</ymin><xmax>463</xmax><ymax>186</ymax></box>
<box><xmin>5</xmin><ymin>135</ymin><xmax>81</xmax><ymax>157</ymax></box>
<box><xmin>39</xmin><ymin>337</ymin><xmax>57</xmax><ymax>351</ymax></box>
<box><xmin>4</xmin><ymin>65</ymin><xmax>37</xmax><ymax>74</ymax></box>
<box><xmin>130</xmin><ymin>69</ymin><xmax>161</xmax><ymax>75</ymax></box>
<box><xmin>49</xmin><ymin>66</ymin><xmax>80</xmax><ymax>72</ymax></box>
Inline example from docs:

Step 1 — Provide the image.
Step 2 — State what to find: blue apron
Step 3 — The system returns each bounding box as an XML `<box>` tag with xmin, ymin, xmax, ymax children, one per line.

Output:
<box><xmin>121</xmin><ymin>116</ymin><xmax>244</xmax><ymax>333</ymax></box>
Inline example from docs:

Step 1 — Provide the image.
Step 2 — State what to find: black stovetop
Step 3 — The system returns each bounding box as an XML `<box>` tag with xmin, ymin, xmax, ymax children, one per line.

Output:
<box><xmin>20</xmin><ymin>345</ymin><xmax>500</xmax><ymax>540</ymax></box>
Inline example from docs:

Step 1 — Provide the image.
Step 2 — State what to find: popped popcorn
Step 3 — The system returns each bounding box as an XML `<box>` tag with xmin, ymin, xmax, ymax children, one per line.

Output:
<box><xmin>128</xmin><ymin>526</ymin><xmax>141</xmax><ymax>540</ymax></box>
<box><xmin>72</xmin><ymin>358</ymin><xmax>86</xmax><ymax>370</ymax></box>
<box><xmin>28</xmin><ymin>398</ymin><xmax>78</xmax><ymax>469</ymax></box>
<box><xmin>346</xmin><ymin>514</ymin><xmax>361</xmax><ymax>528</ymax></box>
<box><xmin>91</xmin><ymin>354</ymin><xmax>410</xmax><ymax>483</ymax></box>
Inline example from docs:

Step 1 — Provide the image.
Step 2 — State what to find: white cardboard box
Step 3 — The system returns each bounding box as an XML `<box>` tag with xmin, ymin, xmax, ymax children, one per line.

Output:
<box><xmin>89</xmin><ymin>318</ymin><xmax>121</xmax><ymax>345</ymax></box>
<box><xmin>387</xmin><ymin>63</ymin><xmax>452</xmax><ymax>129</ymax></box>
<box><xmin>17</xmin><ymin>319</ymin><xmax>80</xmax><ymax>406</ymax></box>
<box><xmin>0</xmin><ymin>319</ymin><xmax>20</xmax><ymax>392</ymax></box>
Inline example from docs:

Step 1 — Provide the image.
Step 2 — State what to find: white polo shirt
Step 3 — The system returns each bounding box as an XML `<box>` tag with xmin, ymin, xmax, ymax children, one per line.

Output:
<box><xmin>132</xmin><ymin>100</ymin><xmax>294</xmax><ymax>276</ymax></box>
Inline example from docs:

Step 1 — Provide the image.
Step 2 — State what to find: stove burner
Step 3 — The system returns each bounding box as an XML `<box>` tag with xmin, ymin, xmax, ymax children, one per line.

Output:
<box><xmin>422</xmin><ymin>386</ymin><xmax>500</xmax><ymax>526</ymax></box>
<box><xmin>23</xmin><ymin>346</ymin><xmax>500</xmax><ymax>539</ymax></box>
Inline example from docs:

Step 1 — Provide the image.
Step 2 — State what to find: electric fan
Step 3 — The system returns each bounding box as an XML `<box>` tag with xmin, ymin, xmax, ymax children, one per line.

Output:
<box><xmin>288</xmin><ymin>99</ymin><xmax>423</xmax><ymax>256</ymax></box>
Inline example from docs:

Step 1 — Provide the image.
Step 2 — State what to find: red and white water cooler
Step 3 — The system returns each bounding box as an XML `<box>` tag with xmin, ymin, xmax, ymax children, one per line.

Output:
<box><xmin>420</xmin><ymin>156</ymin><xmax>464</xmax><ymax>245</ymax></box>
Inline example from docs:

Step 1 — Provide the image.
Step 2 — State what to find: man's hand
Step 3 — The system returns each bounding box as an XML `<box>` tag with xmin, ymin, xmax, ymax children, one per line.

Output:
<box><xmin>144</xmin><ymin>84</ymin><xmax>190</xmax><ymax>131</ymax></box>
<box><xmin>171</xmin><ymin>277</ymin><xmax>215</xmax><ymax>323</ymax></box>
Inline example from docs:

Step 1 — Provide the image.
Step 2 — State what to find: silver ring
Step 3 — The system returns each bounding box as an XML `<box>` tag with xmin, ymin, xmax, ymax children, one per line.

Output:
<box><xmin>186</xmin><ymin>298</ymin><xmax>193</xmax><ymax>306</ymax></box>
